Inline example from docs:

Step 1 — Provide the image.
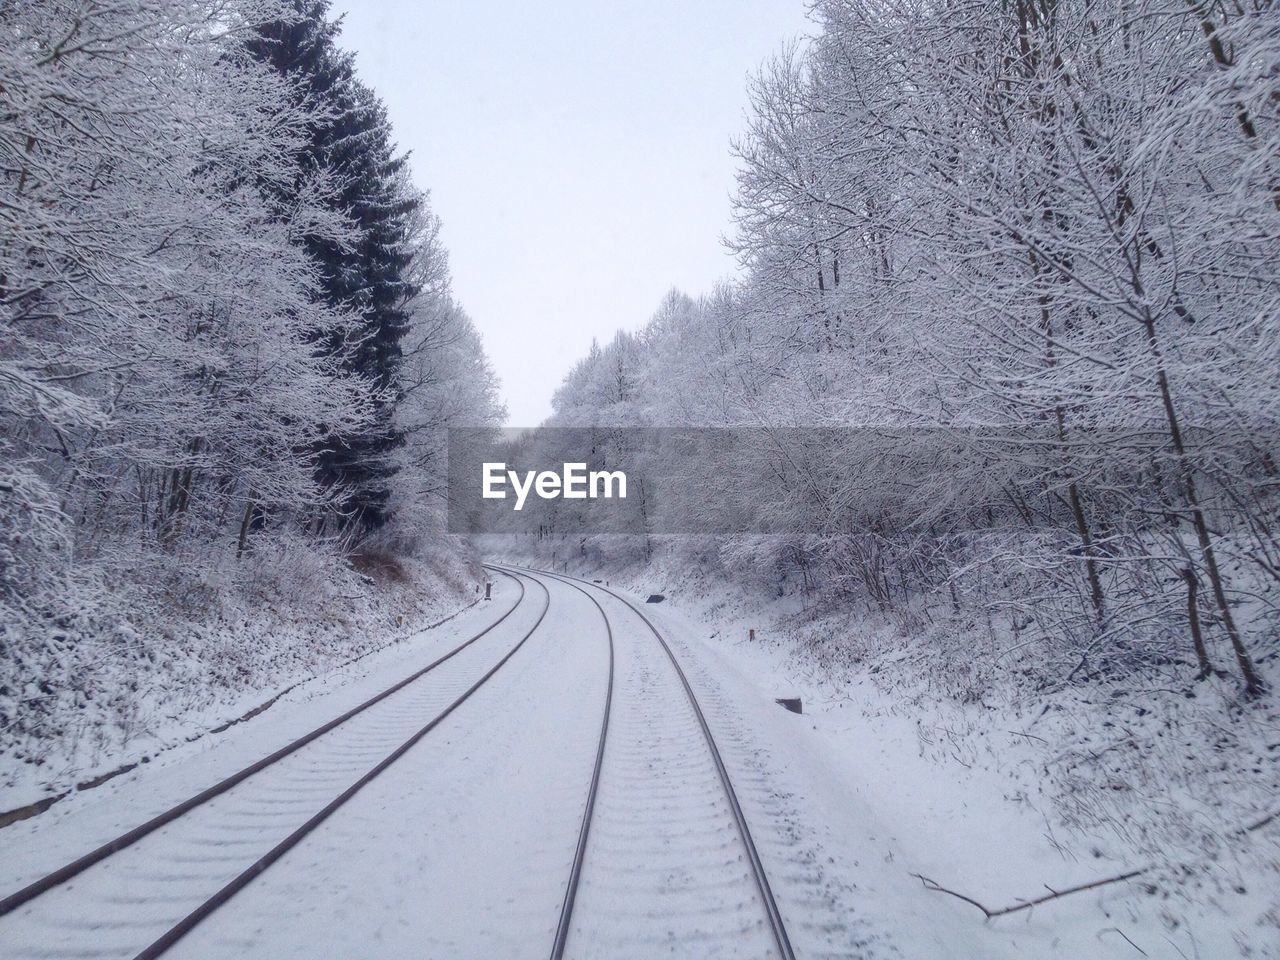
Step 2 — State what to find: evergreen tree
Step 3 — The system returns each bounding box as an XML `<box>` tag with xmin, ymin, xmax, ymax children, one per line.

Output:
<box><xmin>248</xmin><ymin>1</ymin><xmax>419</xmax><ymax>535</ymax></box>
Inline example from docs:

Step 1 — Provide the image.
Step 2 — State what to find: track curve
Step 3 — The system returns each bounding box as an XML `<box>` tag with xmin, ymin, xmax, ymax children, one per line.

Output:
<box><xmin>0</xmin><ymin>570</ymin><xmax>550</xmax><ymax>960</ymax></box>
<box><xmin>500</xmin><ymin>564</ymin><xmax>795</xmax><ymax>960</ymax></box>
<box><xmin>133</xmin><ymin>571</ymin><xmax>551</xmax><ymax>959</ymax></box>
<box><xmin>0</xmin><ymin>570</ymin><xmax>529</xmax><ymax>921</ymax></box>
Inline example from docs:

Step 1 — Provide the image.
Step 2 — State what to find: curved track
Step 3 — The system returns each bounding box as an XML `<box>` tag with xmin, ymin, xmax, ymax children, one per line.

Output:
<box><xmin>0</xmin><ymin>570</ymin><xmax>549</xmax><ymax>960</ymax></box>
<box><xmin>499</xmin><ymin>565</ymin><xmax>795</xmax><ymax>960</ymax></box>
<box><xmin>2</xmin><ymin>564</ymin><xmax>796</xmax><ymax>959</ymax></box>
<box><xmin>539</xmin><ymin>573</ymin><xmax>615</xmax><ymax>960</ymax></box>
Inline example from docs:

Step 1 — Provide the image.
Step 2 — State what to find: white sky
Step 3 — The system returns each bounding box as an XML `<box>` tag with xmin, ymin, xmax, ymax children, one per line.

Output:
<box><xmin>329</xmin><ymin>0</ymin><xmax>812</xmax><ymax>425</ymax></box>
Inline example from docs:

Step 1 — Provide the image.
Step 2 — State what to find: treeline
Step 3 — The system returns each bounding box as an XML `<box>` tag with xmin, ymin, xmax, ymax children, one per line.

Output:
<box><xmin>1</xmin><ymin>3</ymin><xmax>501</xmax><ymax>677</ymax></box>
<box><xmin>541</xmin><ymin>0</ymin><xmax>1277</xmax><ymax>697</ymax></box>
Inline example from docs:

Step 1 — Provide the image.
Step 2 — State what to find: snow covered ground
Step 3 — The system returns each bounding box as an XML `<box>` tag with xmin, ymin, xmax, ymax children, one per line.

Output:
<box><xmin>1</xmin><ymin>549</ymin><xmax>481</xmax><ymax>821</ymax></box>
<box><xmin>538</xmin><ymin>555</ymin><xmax>1280</xmax><ymax>960</ymax></box>
<box><xmin>1</xmin><ymin>562</ymin><xmax>1275</xmax><ymax>958</ymax></box>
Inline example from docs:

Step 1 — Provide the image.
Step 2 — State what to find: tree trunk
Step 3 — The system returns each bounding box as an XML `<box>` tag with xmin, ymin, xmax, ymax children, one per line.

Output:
<box><xmin>1181</xmin><ymin>567</ymin><xmax>1214</xmax><ymax>680</ymax></box>
<box><xmin>236</xmin><ymin>493</ymin><xmax>256</xmax><ymax>559</ymax></box>
<box><xmin>1142</xmin><ymin>307</ymin><xmax>1263</xmax><ymax>696</ymax></box>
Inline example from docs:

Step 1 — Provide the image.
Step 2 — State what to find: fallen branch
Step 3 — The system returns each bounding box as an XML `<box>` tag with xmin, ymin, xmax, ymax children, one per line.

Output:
<box><xmin>909</xmin><ymin>806</ymin><xmax>1280</xmax><ymax>921</ymax></box>
<box><xmin>1006</xmin><ymin>728</ymin><xmax>1048</xmax><ymax>744</ymax></box>
<box><xmin>910</xmin><ymin>868</ymin><xmax>1148</xmax><ymax>919</ymax></box>
<box><xmin>1246</xmin><ymin>808</ymin><xmax>1279</xmax><ymax>833</ymax></box>
<box><xmin>1098</xmin><ymin>926</ymin><xmax>1148</xmax><ymax>957</ymax></box>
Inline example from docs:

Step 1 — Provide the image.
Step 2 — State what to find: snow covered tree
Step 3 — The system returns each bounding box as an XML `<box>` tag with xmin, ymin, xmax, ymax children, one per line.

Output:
<box><xmin>544</xmin><ymin>0</ymin><xmax>1279</xmax><ymax>698</ymax></box>
<box><xmin>0</xmin><ymin>0</ymin><xmax>502</xmax><ymax>747</ymax></box>
<box><xmin>248</xmin><ymin>0</ymin><xmax>421</xmax><ymax>537</ymax></box>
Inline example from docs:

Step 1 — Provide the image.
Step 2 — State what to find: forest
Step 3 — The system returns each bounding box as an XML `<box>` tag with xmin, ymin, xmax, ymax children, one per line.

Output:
<box><xmin>1</xmin><ymin>0</ymin><xmax>1277</xmax><ymax>954</ymax></box>
<box><xmin>533</xmin><ymin>0</ymin><xmax>1278</xmax><ymax>699</ymax></box>
<box><xmin>501</xmin><ymin>0</ymin><xmax>1280</xmax><ymax>889</ymax></box>
<box><xmin>0</xmin><ymin>0</ymin><xmax>503</xmax><ymax>769</ymax></box>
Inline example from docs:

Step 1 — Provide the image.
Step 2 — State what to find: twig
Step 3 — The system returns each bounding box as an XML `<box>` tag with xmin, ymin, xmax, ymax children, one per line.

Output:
<box><xmin>1098</xmin><ymin>927</ymin><xmax>1148</xmax><ymax>957</ymax></box>
<box><xmin>1245</xmin><ymin>809</ymin><xmax>1280</xmax><ymax>833</ymax></box>
<box><xmin>910</xmin><ymin>868</ymin><xmax>1148</xmax><ymax>919</ymax></box>
<box><xmin>1006</xmin><ymin>729</ymin><xmax>1049</xmax><ymax>744</ymax></box>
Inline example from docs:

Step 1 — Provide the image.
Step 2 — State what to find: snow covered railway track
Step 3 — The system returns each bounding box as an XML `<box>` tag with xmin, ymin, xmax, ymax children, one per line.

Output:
<box><xmin>0</xmin><ymin>570</ymin><xmax>550</xmax><ymax>960</ymax></box>
<box><xmin>500</xmin><ymin>566</ymin><xmax>795</xmax><ymax>960</ymax></box>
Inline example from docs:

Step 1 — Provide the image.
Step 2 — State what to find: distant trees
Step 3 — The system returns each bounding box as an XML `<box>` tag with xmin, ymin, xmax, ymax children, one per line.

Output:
<box><xmin>546</xmin><ymin>0</ymin><xmax>1279</xmax><ymax>697</ymax></box>
<box><xmin>384</xmin><ymin>203</ymin><xmax>506</xmax><ymax>553</ymax></box>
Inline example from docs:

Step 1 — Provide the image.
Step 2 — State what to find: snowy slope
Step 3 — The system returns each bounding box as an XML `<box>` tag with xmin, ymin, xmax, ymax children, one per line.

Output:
<box><xmin>587</xmin><ymin>560</ymin><xmax>1280</xmax><ymax>960</ymax></box>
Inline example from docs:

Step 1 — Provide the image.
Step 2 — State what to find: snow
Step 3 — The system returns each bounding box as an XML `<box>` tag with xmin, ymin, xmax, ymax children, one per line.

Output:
<box><xmin>164</xmin><ymin>570</ymin><xmax>603</xmax><ymax>958</ymax></box>
<box><xmin>6</xmin><ymin>1</ymin><xmax>1277</xmax><ymax>956</ymax></box>
<box><xmin>2</xmin><ymin>562</ymin><xmax>1275</xmax><ymax>958</ymax></box>
<box><xmin>1</xmin><ymin>548</ymin><xmax>483</xmax><ymax>813</ymax></box>
<box><xmin>0</xmin><ymin>577</ymin><xmax>519</xmax><ymax>900</ymax></box>
<box><xmin>559</xmin><ymin>581</ymin><xmax>780</xmax><ymax>958</ymax></box>
<box><xmin>571</xmin><ymin>556</ymin><xmax>1280</xmax><ymax>959</ymax></box>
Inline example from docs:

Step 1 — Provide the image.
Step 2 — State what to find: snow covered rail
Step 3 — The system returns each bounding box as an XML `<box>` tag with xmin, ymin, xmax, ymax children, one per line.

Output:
<box><xmin>0</xmin><ymin>570</ymin><xmax>550</xmax><ymax>959</ymax></box>
<box><xmin>502</xmin><ymin>564</ymin><xmax>796</xmax><ymax>960</ymax></box>
<box><xmin>516</xmin><ymin>570</ymin><xmax>615</xmax><ymax>960</ymax></box>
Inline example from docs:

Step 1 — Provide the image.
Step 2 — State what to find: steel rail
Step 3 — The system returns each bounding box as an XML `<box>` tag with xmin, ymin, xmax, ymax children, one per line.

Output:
<box><xmin>133</xmin><ymin>569</ymin><xmax>551</xmax><ymax>959</ymax></box>
<box><xmin>488</xmin><ymin>565</ymin><xmax>614</xmax><ymax>960</ymax></box>
<box><xmin>514</xmin><ymin>564</ymin><xmax>797</xmax><ymax>960</ymax></box>
<box><xmin>0</xmin><ymin>569</ymin><xmax>528</xmax><ymax>920</ymax></box>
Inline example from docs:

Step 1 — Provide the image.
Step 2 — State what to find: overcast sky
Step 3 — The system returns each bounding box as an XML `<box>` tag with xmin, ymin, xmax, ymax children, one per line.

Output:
<box><xmin>329</xmin><ymin>0</ymin><xmax>811</xmax><ymax>425</ymax></box>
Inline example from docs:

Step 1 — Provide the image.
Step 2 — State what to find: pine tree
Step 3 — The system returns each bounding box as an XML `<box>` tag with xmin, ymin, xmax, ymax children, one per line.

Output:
<box><xmin>248</xmin><ymin>1</ymin><xmax>419</xmax><ymax>536</ymax></box>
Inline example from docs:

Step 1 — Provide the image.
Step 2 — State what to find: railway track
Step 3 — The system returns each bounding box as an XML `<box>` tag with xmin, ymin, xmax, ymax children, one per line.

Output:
<box><xmin>497</xmin><ymin>564</ymin><xmax>795</xmax><ymax>960</ymax></box>
<box><xmin>0</xmin><ymin>568</ymin><xmax>549</xmax><ymax>960</ymax></box>
<box><xmin>2</xmin><ymin>565</ymin><xmax>795</xmax><ymax>959</ymax></box>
